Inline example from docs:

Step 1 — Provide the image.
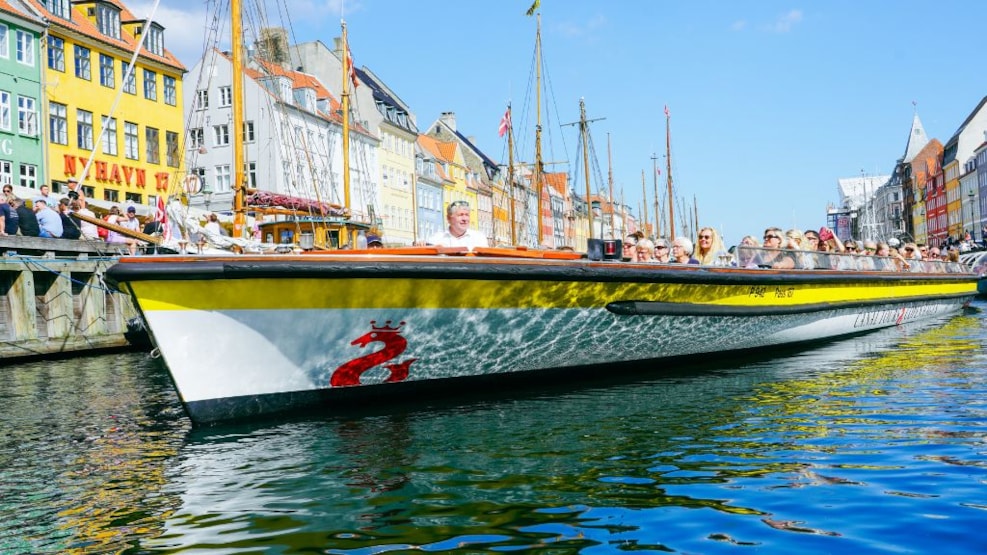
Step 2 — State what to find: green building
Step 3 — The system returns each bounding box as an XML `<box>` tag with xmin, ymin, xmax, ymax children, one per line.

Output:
<box><xmin>0</xmin><ymin>0</ymin><xmax>45</xmax><ymax>189</ymax></box>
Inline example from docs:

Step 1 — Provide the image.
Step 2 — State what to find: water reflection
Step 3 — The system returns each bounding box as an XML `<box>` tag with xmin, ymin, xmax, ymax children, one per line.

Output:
<box><xmin>3</xmin><ymin>308</ymin><xmax>987</xmax><ymax>553</ymax></box>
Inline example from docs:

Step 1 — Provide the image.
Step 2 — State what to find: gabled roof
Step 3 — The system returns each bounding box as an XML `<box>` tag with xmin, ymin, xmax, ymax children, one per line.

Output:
<box><xmin>417</xmin><ymin>134</ymin><xmax>449</xmax><ymax>163</ymax></box>
<box><xmin>0</xmin><ymin>0</ymin><xmax>43</xmax><ymax>26</ymax></box>
<box><xmin>943</xmin><ymin>95</ymin><xmax>987</xmax><ymax>165</ymax></box>
<box><xmin>354</xmin><ymin>66</ymin><xmax>417</xmax><ymax>134</ymax></box>
<box><xmin>902</xmin><ymin>111</ymin><xmax>930</xmax><ymax>164</ymax></box>
<box><xmin>250</xmin><ymin>57</ymin><xmax>340</xmax><ymax>113</ymax></box>
<box><xmin>25</xmin><ymin>0</ymin><xmax>185</xmax><ymax>71</ymax></box>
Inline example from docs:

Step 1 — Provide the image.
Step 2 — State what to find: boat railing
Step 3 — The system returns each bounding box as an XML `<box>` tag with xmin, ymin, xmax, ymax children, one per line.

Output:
<box><xmin>734</xmin><ymin>246</ymin><xmax>969</xmax><ymax>274</ymax></box>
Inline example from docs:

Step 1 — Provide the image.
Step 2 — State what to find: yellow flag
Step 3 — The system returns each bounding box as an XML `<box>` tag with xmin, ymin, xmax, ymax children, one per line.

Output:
<box><xmin>526</xmin><ymin>0</ymin><xmax>540</xmax><ymax>16</ymax></box>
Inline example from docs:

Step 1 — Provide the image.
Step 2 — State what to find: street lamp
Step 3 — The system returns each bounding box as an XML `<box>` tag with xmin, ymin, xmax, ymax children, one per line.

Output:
<box><xmin>202</xmin><ymin>181</ymin><xmax>213</xmax><ymax>212</ymax></box>
<box><xmin>969</xmin><ymin>190</ymin><xmax>977</xmax><ymax>242</ymax></box>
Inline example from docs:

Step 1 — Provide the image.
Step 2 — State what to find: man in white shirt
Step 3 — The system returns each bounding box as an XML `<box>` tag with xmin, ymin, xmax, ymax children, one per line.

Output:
<box><xmin>425</xmin><ymin>200</ymin><xmax>488</xmax><ymax>250</ymax></box>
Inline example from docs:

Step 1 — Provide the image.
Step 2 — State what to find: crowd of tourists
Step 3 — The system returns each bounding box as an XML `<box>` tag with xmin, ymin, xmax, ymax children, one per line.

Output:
<box><xmin>621</xmin><ymin>225</ymin><xmax>965</xmax><ymax>271</ymax></box>
<box><xmin>0</xmin><ymin>179</ymin><xmax>167</xmax><ymax>255</ymax></box>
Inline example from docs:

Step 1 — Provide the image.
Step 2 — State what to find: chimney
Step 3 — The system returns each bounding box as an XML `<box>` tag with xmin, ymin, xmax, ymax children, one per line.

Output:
<box><xmin>440</xmin><ymin>112</ymin><xmax>456</xmax><ymax>132</ymax></box>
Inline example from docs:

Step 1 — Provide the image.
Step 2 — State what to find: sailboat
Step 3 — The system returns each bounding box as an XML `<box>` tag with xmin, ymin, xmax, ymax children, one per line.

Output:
<box><xmin>107</xmin><ymin>8</ymin><xmax>978</xmax><ymax>424</ymax></box>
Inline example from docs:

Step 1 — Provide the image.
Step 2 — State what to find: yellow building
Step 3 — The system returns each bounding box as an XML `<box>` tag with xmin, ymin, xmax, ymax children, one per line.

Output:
<box><xmin>944</xmin><ymin>157</ymin><xmax>962</xmax><ymax>239</ymax></box>
<box><xmin>30</xmin><ymin>0</ymin><xmax>185</xmax><ymax>206</ymax></box>
<box><xmin>418</xmin><ymin>135</ymin><xmax>477</xmax><ymax>229</ymax></box>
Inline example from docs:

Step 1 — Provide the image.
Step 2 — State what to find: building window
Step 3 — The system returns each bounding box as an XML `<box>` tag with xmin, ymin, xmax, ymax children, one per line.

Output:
<box><xmin>145</xmin><ymin>24</ymin><xmax>164</xmax><ymax>57</ymax></box>
<box><xmin>163</xmin><ymin>75</ymin><xmax>176</xmax><ymax>106</ymax></box>
<box><xmin>143</xmin><ymin>69</ymin><xmax>156</xmax><ymax>100</ymax></box>
<box><xmin>0</xmin><ymin>91</ymin><xmax>9</xmax><ymax>130</ymax></box>
<box><xmin>74</xmin><ymin>45</ymin><xmax>90</xmax><ymax>80</ymax></box>
<box><xmin>76</xmin><ymin>109</ymin><xmax>93</xmax><ymax>149</ymax></box>
<box><xmin>99</xmin><ymin>54</ymin><xmax>114</xmax><ymax>88</ymax></box>
<box><xmin>166</xmin><ymin>131</ymin><xmax>179</xmax><ymax>167</ymax></box>
<box><xmin>124</xmin><ymin>121</ymin><xmax>138</xmax><ymax>159</ymax></box>
<box><xmin>0</xmin><ymin>25</ymin><xmax>6</xmax><ymax>59</ymax></box>
<box><xmin>96</xmin><ymin>4</ymin><xmax>121</xmax><ymax>40</ymax></box>
<box><xmin>0</xmin><ymin>160</ymin><xmax>11</xmax><ymax>185</ymax></box>
<box><xmin>219</xmin><ymin>86</ymin><xmax>232</xmax><ymax>107</ymax></box>
<box><xmin>47</xmin><ymin>0</ymin><xmax>71</xmax><ymax>20</ymax></box>
<box><xmin>19</xmin><ymin>163</ymin><xmax>37</xmax><ymax>188</ymax></box>
<box><xmin>102</xmin><ymin>116</ymin><xmax>117</xmax><ymax>155</ymax></box>
<box><xmin>121</xmin><ymin>61</ymin><xmax>136</xmax><ymax>94</ymax></box>
<box><xmin>18</xmin><ymin>96</ymin><xmax>36</xmax><ymax>136</ymax></box>
<box><xmin>213</xmin><ymin>124</ymin><xmax>229</xmax><ymax>146</ymax></box>
<box><xmin>215</xmin><ymin>164</ymin><xmax>231</xmax><ymax>193</ymax></box>
<box><xmin>195</xmin><ymin>89</ymin><xmax>208</xmax><ymax>109</ymax></box>
<box><xmin>15</xmin><ymin>30</ymin><xmax>33</xmax><ymax>66</ymax></box>
<box><xmin>189</xmin><ymin>127</ymin><xmax>204</xmax><ymax>148</ymax></box>
<box><xmin>243</xmin><ymin>121</ymin><xmax>255</xmax><ymax>143</ymax></box>
<box><xmin>47</xmin><ymin>36</ymin><xmax>64</xmax><ymax>71</ymax></box>
<box><xmin>49</xmin><ymin>102</ymin><xmax>67</xmax><ymax>144</ymax></box>
<box><xmin>103</xmin><ymin>188</ymin><xmax>118</xmax><ymax>202</ymax></box>
<box><xmin>145</xmin><ymin>126</ymin><xmax>160</xmax><ymax>164</ymax></box>
<box><xmin>245</xmin><ymin>161</ymin><xmax>256</xmax><ymax>188</ymax></box>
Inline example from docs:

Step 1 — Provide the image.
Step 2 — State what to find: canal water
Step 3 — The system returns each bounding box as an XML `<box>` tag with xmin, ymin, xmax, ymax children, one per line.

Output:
<box><xmin>3</xmin><ymin>301</ymin><xmax>987</xmax><ymax>554</ymax></box>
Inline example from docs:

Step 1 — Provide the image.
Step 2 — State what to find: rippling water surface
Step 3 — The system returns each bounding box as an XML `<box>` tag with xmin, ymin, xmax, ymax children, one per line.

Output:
<box><xmin>3</xmin><ymin>302</ymin><xmax>987</xmax><ymax>554</ymax></box>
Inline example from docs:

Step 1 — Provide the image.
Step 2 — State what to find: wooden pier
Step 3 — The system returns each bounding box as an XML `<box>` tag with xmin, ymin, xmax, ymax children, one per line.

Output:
<box><xmin>0</xmin><ymin>236</ymin><xmax>138</xmax><ymax>360</ymax></box>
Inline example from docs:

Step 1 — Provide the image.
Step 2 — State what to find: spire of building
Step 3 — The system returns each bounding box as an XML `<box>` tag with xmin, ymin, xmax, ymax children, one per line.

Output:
<box><xmin>902</xmin><ymin>107</ymin><xmax>930</xmax><ymax>164</ymax></box>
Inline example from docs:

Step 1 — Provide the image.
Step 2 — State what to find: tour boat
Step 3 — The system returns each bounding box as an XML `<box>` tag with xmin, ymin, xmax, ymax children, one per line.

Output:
<box><xmin>107</xmin><ymin>248</ymin><xmax>977</xmax><ymax>423</ymax></box>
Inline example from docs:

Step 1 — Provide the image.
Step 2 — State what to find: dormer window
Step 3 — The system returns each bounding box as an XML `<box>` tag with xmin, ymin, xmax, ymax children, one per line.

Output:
<box><xmin>47</xmin><ymin>0</ymin><xmax>71</xmax><ymax>20</ymax></box>
<box><xmin>145</xmin><ymin>23</ymin><xmax>164</xmax><ymax>56</ymax></box>
<box><xmin>97</xmin><ymin>3</ymin><xmax>121</xmax><ymax>40</ymax></box>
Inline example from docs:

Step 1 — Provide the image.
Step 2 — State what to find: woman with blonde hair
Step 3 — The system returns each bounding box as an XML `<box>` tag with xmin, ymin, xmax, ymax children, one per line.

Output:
<box><xmin>693</xmin><ymin>226</ymin><xmax>726</xmax><ymax>265</ymax></box>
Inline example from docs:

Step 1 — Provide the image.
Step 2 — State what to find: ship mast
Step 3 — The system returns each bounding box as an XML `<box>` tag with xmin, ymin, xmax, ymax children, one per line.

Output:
<box><xmin>607</xmin><ymin>133</ymin><xmax>615</xmax><ymax>237</ymax></box>
<box><xmin>506</xmin><ymin>104</ymin><xmax>516</xmax><ymax>245</ymax></box>
<box><xmin>231</xmin><ymin>0</ymin><xmax>246</xmax><ymax>238</ymax></box>
<box><xmin>341</xmin><ymin>20</ymin><xmax>353</xmax><ymax>247</ymax></box>
<box><xmin>652</xmin><ymin>153</ymin><xmax>661</xmax><ymax>239</ymax></box>
<box><xmin>665</xmin><ymin>106</ymin><xmax>675</xmax><ymax>242</ymax></box>
<box><xmin>534</xmin><ymin>14</ymin><xmax>544</xmax><ymax>246</ymax></box>
<box><xmin>640</xmin><ymin>170</ymin><xmax>648</xmax><ymax>237</ymax></box>
<box><xmin>579</xmin><ymin>99</ymin><xmax>593</xmax><ymax>240</ymax></box>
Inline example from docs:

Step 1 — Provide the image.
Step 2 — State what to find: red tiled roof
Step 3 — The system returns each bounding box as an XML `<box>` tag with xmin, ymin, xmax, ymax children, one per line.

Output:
<box><xmin>24</xmin><ymin>0</ymin><xmax>186</xmax><ymax>71</ymax></box>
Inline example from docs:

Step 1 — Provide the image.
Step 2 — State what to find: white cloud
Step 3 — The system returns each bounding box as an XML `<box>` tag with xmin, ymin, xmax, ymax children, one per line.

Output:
<box><xmin>731</xmin><ymin>19</ymin><xmax>748</xmax><ymax>31</ymax></box>
<box><xmin>767</xmin><ymin>10</ymin><xmax>803</xmax><ymax>33</ymax></box>
<box><xmin>555</xmin><ymin>13</ymin><xmax>608</xmax><ymax>39</ymax></box>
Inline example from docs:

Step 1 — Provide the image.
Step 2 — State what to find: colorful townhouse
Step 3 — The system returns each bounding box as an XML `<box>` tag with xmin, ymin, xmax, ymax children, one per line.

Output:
<box><xmin>184</xmin><ymin>49</ymin><xmax>379</xmax><ymax>228</ymax></box>
<box><xmin>291</xmin><ymin>38</ymin><xmax>417</xmax><ymax>245</ymax></box>
<box><xmin>27</xmin><ymin>0</ymin><xmax>186</xmax><ymax>206</ymax></box>
<box><xmin>0</xmin><ymin>0</ymin><xmax>44</xmax><ymax>189</ymax></box>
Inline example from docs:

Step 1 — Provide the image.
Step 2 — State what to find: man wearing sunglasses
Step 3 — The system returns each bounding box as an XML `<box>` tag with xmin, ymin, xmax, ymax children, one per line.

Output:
<box><xmin>424</xmin><ymin>200</ymin><xmax>488</xmax><ymax>250</ymax></box>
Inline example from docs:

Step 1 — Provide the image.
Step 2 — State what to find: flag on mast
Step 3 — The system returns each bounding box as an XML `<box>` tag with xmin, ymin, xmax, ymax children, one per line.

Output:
<box><xmin>347</xmin><ymin>47</ymin><xmax>359</xmax><ymax>89</ymax></box>
<box><xmin>156</xmin><ymin>195</ymin><xmax>171</xmax><ymax>242</ymax></box>
<box><xmin>498</xmin><ymin>108</ymin><xmax>511</xmax><ymax>137</ymax></box>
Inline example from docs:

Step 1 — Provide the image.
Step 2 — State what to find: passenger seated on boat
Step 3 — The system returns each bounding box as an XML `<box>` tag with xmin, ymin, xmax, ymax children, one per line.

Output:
<box><xmin>733</xmin><ymin>236</ymin><xmax>760</xmax><ymax>268</ymax></box>
<box><xmin>694</xmin><ymin>227</ymin><xmax>726</xmax><ymax>265</ymax></box>
<box><xmin>803</xmin><ymin>230</ymin><xmax>820</xmax><ymax>251</ymax></box>
<box><xmin>760</xmin><ymin>228</ymin><xmax>795</xmax><ymax>269</ymax></box>
<box><xmin>422</xmin><ymin>200</ymin><xmax>488</xmax><ymax>250</ymax></box>
<box><xmin>622</xmin><ymin>234</ymin><xmax>638</xmax><ymax>261</ymax></box>
<box><xmin>653</xmin><ymin>238</ymin><xmax>670</xmax><ymax>263</ymax></box>
<box><xmin>670</xmin><ymin>237</ymin><xmax>699</xmax><ymax>264</ymax></box>
<box><xmin>635</xmin><ymin>239</ymin><xmax>655</xmax><ymax>262</ymax></box>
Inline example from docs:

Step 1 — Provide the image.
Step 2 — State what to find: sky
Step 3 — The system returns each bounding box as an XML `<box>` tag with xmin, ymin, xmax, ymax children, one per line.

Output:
<box><xmin>129</xmin><ymin>0</ymin><xmax>987</xmax><ymax>245</ymax></box>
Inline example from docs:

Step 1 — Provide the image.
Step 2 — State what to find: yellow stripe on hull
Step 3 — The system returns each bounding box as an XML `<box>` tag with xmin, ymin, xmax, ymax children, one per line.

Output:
<box><xmin>130</xmin><ymin>277</ymin><xmax>976</xmax><ymax>313</ymax></box>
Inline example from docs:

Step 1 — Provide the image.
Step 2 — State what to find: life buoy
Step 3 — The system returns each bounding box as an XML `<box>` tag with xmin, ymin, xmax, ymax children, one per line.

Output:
<box><xmin>183</xmin><ymin>174</ymin><xmax>201</xmax><ymax>195</ymax></box>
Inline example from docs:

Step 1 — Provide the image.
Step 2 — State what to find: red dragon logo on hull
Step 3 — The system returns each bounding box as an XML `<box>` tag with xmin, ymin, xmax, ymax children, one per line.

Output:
<box><xmin>330</xmin><ymin>320</ymin><xmax>417</xmax><ymax>387</ymax></box>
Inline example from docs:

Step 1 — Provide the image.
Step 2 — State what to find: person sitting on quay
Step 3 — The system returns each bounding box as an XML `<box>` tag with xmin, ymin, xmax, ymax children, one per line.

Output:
<box><xmin>34</xmin><ymin>199</ymin><xmax>62</xmax><ymax>238</ymax></box>
<box><xmin>0</xmin><ymin>194</ymin><xmax>13</xmax><ymax>237</ymax></box>
<box><xmin>13</xmin><ymin>198</ymin><xmax>40</xmax><ymax>237</ymax></box>
<box><xmin>694</xmin><ymin>227</ymin><xmax>726</xmax><ymax>265</ymax></box>
<box><xmin>670</xmin><ymin>236</ymin><xmax>700</xmax><ymax>265</ymax></box>
<box><xmin>422</xmin><ymin>200</ymin><xmax>488</xmax><ymax>250</ymax></box>
<box><xmin>34</xmin><ymin>184</ymin><xmax>53</xmax><ymax>207</ymax></box>
<box><xmin>66</xmin><ymin>177</ymin><xmax>85</xmax><ymax>202</ymax></box>
<box><xmin>71</xmin><ymin>199</ymin><xmax>99</xmax><ymax>240</ymax></box>
<box><xmin>57</xmin><ymin>198</ymin><xmax>80</xmax><ymax>240</ymax></box>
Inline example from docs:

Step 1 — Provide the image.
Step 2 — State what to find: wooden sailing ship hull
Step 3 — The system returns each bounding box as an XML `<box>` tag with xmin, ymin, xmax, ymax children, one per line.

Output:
<box><xmin>107</xmin><ymin>254</ymin><xmax>976</xmax><ymax>423</ymax></box>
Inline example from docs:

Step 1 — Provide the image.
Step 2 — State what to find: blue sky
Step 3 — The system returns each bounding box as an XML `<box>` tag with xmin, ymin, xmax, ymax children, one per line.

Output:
<box><xmin>134</xmin><ymin>0</ymin><xmax>987</xmax><ymax>245</ymax></box>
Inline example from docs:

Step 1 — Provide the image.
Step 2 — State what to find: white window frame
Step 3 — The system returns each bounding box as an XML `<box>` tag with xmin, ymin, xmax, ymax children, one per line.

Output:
<box><xmin>102</xmin><ymin>116</ymin><xmax>117</xmax><ymax>155</ymax></box>
<box><xmin>0</xmin><ymin>91</ymin><xmax>9</xmax><ymax>131</ymax></box>
<box><xmin>215</xmin><ymin>164</ymin><xmax>231</xmax><ymax>193</ymax></box>
<box><xmin>18</xmin><ymin>96</ymin><xmax>36</xmax><ymax>136</ymax></box>
<box><xmin>76</xmin><ymin>108</ymin><xmax>93</xmax><ymax>149</ymax></box>
<box><xmin>49</xmin><ymin>102</ymin><xmax>67</xmax><ymax>144</ymax></box>
<box><xmin>16</xmin><ymin>30</ymin><xmax>33</xmax><ymax>66</ymax></box>
<box><xmin>213</xmin><ymin>124</ymin><xmax>229</xmax><ymax>146</ymax></box>
<box><xmin>219</xmin><ymin>86</ymin><xmax>232</xmax><ymax>107</ymax></box>
<box><xmin>19</xmin><ymin>163</ymin><xmax>37</xmax><ymax>188</ymax></box>
<box><xmin>124</xmin><ymin>121</ymin><xmax>139</xmax><ymax>160</ymax></box>
<box><xmin>0</xmin><ymin>25</ymin><xmax>8</xmax><ymax>59</ymax></box>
